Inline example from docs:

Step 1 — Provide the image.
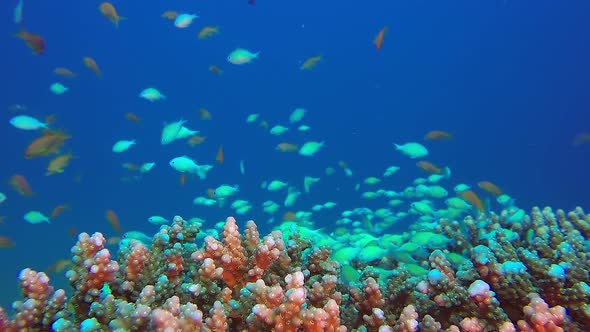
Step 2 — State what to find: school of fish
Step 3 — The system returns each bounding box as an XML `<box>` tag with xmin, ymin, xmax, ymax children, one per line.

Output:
<box><xmin>2</xmin><ymin>1</ymin><xmax>538</xmax><ymax>262</ymax></box>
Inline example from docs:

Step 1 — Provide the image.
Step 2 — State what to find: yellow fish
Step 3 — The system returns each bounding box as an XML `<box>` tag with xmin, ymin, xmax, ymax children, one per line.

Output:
<box><xmin>198</xmin><ymin>26</ymin><xmax>220</xmax><ymax>39</ymax></box>
<box><xmin>99</xmin><ymin>2</ymin><xmax>125</xmax><ymax>27</ymax></box>
<box><xmin>46</xmin><ymin>152</ymin><xmax>74</xmax><ymax>175</ymax></box>
<box><xmin>300</xmin><ymin>55</ymin><xmax>322</xmax><ymax>70</ymax></box>
<box><xmin>162</xmin><ymin>10</ymin><xmax>179</xmax><ymax>21</ymax></box>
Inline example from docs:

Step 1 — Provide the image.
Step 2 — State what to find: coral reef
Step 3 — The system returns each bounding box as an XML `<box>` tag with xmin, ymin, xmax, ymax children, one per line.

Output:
<box><xmin>0</xmin><ymin>207</ymin><xmax>589</xmax><ymax>331</ymax></box>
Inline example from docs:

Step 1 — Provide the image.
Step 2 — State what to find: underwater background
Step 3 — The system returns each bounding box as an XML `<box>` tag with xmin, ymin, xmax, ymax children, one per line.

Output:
<box><xmin>0</xmin><ymin>0</ymin><xmax>589</xmax><ymax>312</ymax></box>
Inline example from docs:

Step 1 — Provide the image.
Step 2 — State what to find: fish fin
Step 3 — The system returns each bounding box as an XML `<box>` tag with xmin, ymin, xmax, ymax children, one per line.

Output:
<box><xmin>13</xmin><ymin>28</ymin><xmax>26</xmax><ymax>39</ymax></box>
<box><xmin>195</xmin><ymin>168</ymin><xmax>208</xmax><ymax>180</ymax></box>
<box><xmin>115</xmin><ymin>16</ymin><xmax>127</xmax><ymax>28</ymax></box>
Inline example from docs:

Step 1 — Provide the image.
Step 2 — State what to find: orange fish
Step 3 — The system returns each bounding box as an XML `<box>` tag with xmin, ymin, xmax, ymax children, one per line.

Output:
<box><xmin>373</xmin><ymin>26</ymin><xmax>388</xmax><ymax>50</ymax></box>
<box><xmin>50</xmin><ymin>204</ymin><xmax>70</xmax><ymax>219</ymax></box>
<box><xmin>180</xmin><ymin>174</ymin><xmax>187</xmax><ymax>186</ymax></box>
<box><xmin>188</xmin><ymin>135</ymin><xmax>206</xmax><ymax>147</ymax></box>
<box><xmin>259</xmin><ymin>120</ymin><xmax>269</xmax><ymax>129</ymax></box>
<box><xmin>572</xmin><ymin>132</ymin><xmax>590</xmax><ymax>146</ymax></box>
<box><xmin>15</xmin><ymin>30</ymin><xmax>46</xmax><ymax>55</ymax></box>
<box><xmin>283</xmin><ymin>211</ymin><xmax>298</xmax><ymax>222</ymax></box>
<box><xmin>198</xmin><ymin>26</ymin><xmax>220</xmax><ymax>39</ymax></box>
<box><xmin>162</xmin><ymin>10</ymin><xmax>179</xmax><ymax>20</ymax></box>
<box><xmin>9</xmin><ymin>174</ymin><xmax>33</xmax><ymax>197</ymax></box>
<box><xmin>198</xmin><ymin>108</ymin><xmax>212</xmax><ymax>120</ymax></box>
<box><xmin>99</xmin><ymin>2</ymin><xmax>125</xmax><ymax>27</ymax></box>
<box><xmin>300</xmin><ymin>55</ymin><xmax>322</xmax><ymax>70</ymax></box>
<box><xmin>0</xmin><ymin>236</ymin><xmax>16</xmax><ymax>249</ymax></box>
<box><xmin>67</xmin><ymin>227</ymin><xmax>78</xmax><ymax>237</ymax></box>
<box><xmin>425</xmin><ymin>130</ymin><xmax>453</xmax><ymax>141</ymax></box>
<box><xmin>477</xmin><ymin>181</ymin><xmax>503</xmax><ymax>197</ymax></box>
<box><xmin>459</xmin><ymin>190</ymin><xmax>486</xmax><ymax>214</ymax></box>
<box><xmin>207</xmin><ymin>188</ymin><xmax>217</xmax><ymax>200</ymax></box>
<box><xmin>122</xmin><ymin>162</ymin><xmax>140</xmax><ymax>171</ymax></box>
<box><xmin>45</xmin><ymin>114</ymin><xmax>56</xmax><ymax>125</ymax></box>
<box><xmin>416</xmin><ymin>161</ymin><xmax>442</xmax><ymax>174</ymax></box>
<box><xmin>53</xmin><ymin>67</ymin><xmax>77</xmax><ymax>78</ymax></box>
<box><xmin>25</xmin><ymin>130</ymin><xmax>70</xmax><ymax>159</ymax></box>
<box><xmin>46</xmin><ymin>152</ymin><xmax>74</xmax><ymax>175</ymax></box>
<box><xmin>216</xmin><ymin>145</ymin><xmax>224</xmax><ymax>164</ymax></box>
<box><xmin>47</xmin><ymin>259</ymin><xmax>72</xmax><ymax>273</ymax></box>
<box><xmin>107</xmin><ymin>236</ymin><xmax>121</xmax><ymax>245</ymax></box>
<box><xmin>83</xmin><ymin>57</ymin><xmax>102</xmax><ymax>77</ymax></box>
<box><xmin>106</xmin><ymin>209</ymin><xmax>123</xmax><ymax>233</ymax></box>
<box><xmin>209</xmin><ymin>65</ymin><xmax>223</xmax><ymax>75</ymax></box>
<box><xmin>125</xmin><ymin>112</ymin><xmax>142</xmax><ymax>123</ymax></box>
<box><xmin>338</xmin><ymin>161</ymin><xmax>349</xmax><ymax>169</ymax></box>
<box><xmin>276</xmin><ymin>142</ymin><xmax>299</xmax><ymax>152</ymax></box>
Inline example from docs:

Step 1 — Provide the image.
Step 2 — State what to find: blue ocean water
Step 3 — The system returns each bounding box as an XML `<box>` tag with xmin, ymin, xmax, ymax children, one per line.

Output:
<box><xmin>0</xmin><ymin>0</ymin><xmax>588</xmax><ymax>309</ymax></box>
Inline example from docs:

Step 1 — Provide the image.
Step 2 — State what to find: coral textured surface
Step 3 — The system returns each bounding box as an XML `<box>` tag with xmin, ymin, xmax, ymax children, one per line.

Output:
<box><xmin>1</xmin><ymin>208</ymin><xmax>589</xmax><ymax>331</ymax></box>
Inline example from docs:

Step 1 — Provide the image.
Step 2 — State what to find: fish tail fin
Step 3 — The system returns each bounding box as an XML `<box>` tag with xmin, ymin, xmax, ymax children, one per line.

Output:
<box><xmin>195</xmin><ymin>167</ymin><xmax>207</xmax><ymax>180</ymax></box>
<box><xmin>114</xmin><ymin>16</ymin><xmax>127</xmax><ymax>28</ymax></box>
<box><xmin>13</xmin><ymin>28</ymin><xmax>26</xmax><ymax>39</ymax></box>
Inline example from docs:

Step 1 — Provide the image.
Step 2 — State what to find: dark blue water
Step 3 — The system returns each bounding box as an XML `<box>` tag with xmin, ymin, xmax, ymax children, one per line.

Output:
<box><xmin>1</xmin><ymin>0</ymin><xmax>588</xmax><ymax>308</ymax></box>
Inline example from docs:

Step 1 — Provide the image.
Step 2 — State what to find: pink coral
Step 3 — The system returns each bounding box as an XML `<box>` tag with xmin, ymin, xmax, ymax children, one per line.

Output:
<box><xmin>393</xmin><ymin>304</ymin><xmax>419</xmax><ymax>332</ymax></box>
<box><xmin>0</xmin><ymin>210</ymin><xmax>587</xmax><ymax>331</ymax></box>
<box><xmin>125</xmin><ymin>241</ymin><xmax>149</xmax><ymax>281</ymax></box>
<box><xmin>459</xmin><ymin>317</ymin><xmax>484</xmax><ymax>332</ymax></box>
<box><xmin>468</xmin><ymin>280</ymin><xmax>495</xmax><ymax>310</ymax></box>
<box><xmin>192</xmin><ymin>216</ymin><xmax>248</xmax><ymax>287</ymax></box>
<box><xmin>517</xmin><ymin>293</ymin><xmax>566</xmax><ymax>332</ymax></box>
